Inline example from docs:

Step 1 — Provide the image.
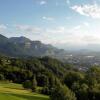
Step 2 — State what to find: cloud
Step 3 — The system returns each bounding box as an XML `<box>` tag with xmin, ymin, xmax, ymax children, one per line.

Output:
<box><xmin>40</xmin><ymin>0</ymin><xmax>47</xmax><ymax>5</ymax></box>
<box><xmin>14</xmin><ymin>23</ymin><xmax>100</xmax><ymax>45</ymax></box>
<box><xmin>15</xmin><ymin>25</ymin><xmax>42</xmax><ymax>34</ymax></box>
<box><xmin>42</xmin><ymin>16</ymin><xmax>54</xmax><ymax>21</ymax></box>
<box><xmin>46</xmin><ymin>26</ymin><xmax>66</xmax><ymax>34</ymax></box>
<box><xmin>0</xmin><ymin>24</ymin><xmax>7</xmax><ymax>32</ymax></box>
<box><xmin>82</xmin><ymin>35</ymin><xmax>100</xmax><ymax>44</ymax></box>
<box><xmin>83</xmin><ymin>22</ymin><xmax>90</xmax><ymax>27</ymax></box>
<box><xmin>0</xmin><ymin>24</ymin><xmax>7</xmax><ymax>30</ymax></box>
<box><xmin>71</xmin><ymin>4</ymin><xmax>100</xmax><ymax>19</ymax></box>
<box><xmin>73</xmin><ymin>25</ymin><xmax>81</xmax><ymax>30</ymax></box>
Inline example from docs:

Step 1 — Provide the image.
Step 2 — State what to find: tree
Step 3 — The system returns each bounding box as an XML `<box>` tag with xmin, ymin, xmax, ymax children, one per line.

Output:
<box><xmin>23</xmin><ymin>76</ymin><xmax>37</xmax><ymax>92</ymax></box>
<box><xmin>41</xmin><ymin>86</ymin><xmax>50</xmax><ymax>95</ymax></box>
<box><xmin>64</xmin><ymin>71</ymin><xmax>84</xmax><ymax>88</ymax></box>
<box><xmin>0</xmin><ymin>74</ymin><xmax>5</xmax><ymax>80</ymax></box>
<box><xmin>86</xmin><ymin>66</ymin><xmax>100</xmax><ymax>86</ymax></box>
<box><xmin>31</xmin><ymin>76</ymin><xmax>37</xmax><ymax>92</ymax></box>
<box><xmin>88</xmin><ymin>84</ymin><xmax>100</xmax><ymax>100</ymax></box>
<box><xmin>23</xmin><ymin>80</ymin><xmax>32</xmax><ymax>89</ymax></box>
<box><xmin>72</xmin><ymin>82</ymin><xmax>89</xmax><ymax>100</ymax></box>
<box><xmin>50</xmin><ymin>84</ymin><xmax>76</xmax><ymax>100</ymax></box>
<box><xmin>37</xmin><ymin>74</ymin><xmax>49</xmax><ymax>87</ymax></box>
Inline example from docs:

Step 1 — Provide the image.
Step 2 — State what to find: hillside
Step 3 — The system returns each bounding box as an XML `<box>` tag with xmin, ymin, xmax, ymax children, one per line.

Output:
<box><xmin>0</xmin><ymin>82</ymin><xmax>49</xmax><ymax>100</ymax></box>
<box><xmin>0</xmin><ymin>55</ymin><xmax>100</xmax><ymax>100</ymax></box>
<box><xmin>0</xmin><ymin>34</ymin><xmax>66</xmax><ymax>57</ymax></box>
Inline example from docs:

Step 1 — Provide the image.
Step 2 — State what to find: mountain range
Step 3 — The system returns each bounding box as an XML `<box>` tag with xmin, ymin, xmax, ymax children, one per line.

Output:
<box><xmin>0</xmin><ymin>34</ymin><xmax>67</xmax><ymax>57</ymax></box>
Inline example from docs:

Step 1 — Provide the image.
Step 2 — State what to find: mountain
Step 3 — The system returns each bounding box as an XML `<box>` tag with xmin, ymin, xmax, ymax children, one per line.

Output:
<box><xmin>0</xmin><ymin>34</ymin><xmax>8</xmax><ymax>43</ymax></box>
<box><xmin>9</xmin><ymin>36</ymin><xmax>31</xmax><ymax>43</ymax></box>
<box><xmin>0</xmin><ymin>34</ymin><xmax>67</xmax><ymax>57</ymax></box>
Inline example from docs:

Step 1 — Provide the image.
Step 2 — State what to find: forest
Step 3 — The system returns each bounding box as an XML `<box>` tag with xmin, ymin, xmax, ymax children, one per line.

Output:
<box><xmin>0</xmin><ymin>55</ymin><xmax>100</xmax><ymax>100</ymax></box>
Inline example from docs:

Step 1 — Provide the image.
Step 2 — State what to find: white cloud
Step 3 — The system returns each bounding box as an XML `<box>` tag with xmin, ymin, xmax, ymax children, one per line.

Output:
<box><xmin>71</xmin><ymin>4</ymin><xmax>100</xmax><ymax>19</ymax></box>
<box><xmin>83</xmin><ymin>22</ymin><xmax>90</xmax><ymax>27</ymax></box>
<box><xmin>73</xmin><ymin>25</ymin><xmax>81</xmax><ymax>30</ymax></box>
<box><xmin>0</xmin><ymin>24</ymin><xmax>7</xmax><ymax>30</ymax></box>
<box><xmin>40</xmin><ymin>0</ymin><xmax>47</xmax><ymax>5</ymax></box>
<box><xmin>0</xmin><ymin>24</ymin><xmax>7</xmax><ymax>32</ymax></box>
<box><xmin>42</xmin><ymin>16</ymin><xmax>54</xmax><ymax>21</ymax></box>
<box><xmin>15</xmin><ymin>25</ymin><xmax>42</xmax><ymax>34</ymax></box>
<box><xmin>14</xmin><ymin>23</ymin><xmax>100</xmax><ymax>45</ymax></box>
<box><xmin>46</xmin><ymin>26</ymin><xmax>66</xmax><ymax>34</ymax></box>
<box><xmin>82</xmin><ymin>35</ymin><xmax>100</xmax><ymax>44</ymax></box>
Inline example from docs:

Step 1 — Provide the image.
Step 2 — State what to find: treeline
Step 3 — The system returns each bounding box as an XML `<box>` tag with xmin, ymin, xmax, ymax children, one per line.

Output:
<box><xmin>0</xmin><ymin>56</ymin><xmax>100</xmax><ymax>100</ymax></box>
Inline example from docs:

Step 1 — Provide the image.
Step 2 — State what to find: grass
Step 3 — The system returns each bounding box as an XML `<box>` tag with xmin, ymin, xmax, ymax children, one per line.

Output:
<box><xmin>0</xmin><ymin>81</ymin><xmax>49</xmax><ymax>100</ymax></box>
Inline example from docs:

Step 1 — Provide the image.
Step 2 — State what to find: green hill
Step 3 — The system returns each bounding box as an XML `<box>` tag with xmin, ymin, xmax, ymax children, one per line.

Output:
<box><xmin>0</xmin><ymin>82</ymin><xmax>49</xmax><ymax>100</ymax></box>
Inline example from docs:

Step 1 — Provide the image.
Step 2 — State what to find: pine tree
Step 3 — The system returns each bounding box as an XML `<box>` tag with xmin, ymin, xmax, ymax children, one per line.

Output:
<box><xmin>31</xmin><ymin>76</ymin><xmax>37</xmax><ymax>92</ymax></box>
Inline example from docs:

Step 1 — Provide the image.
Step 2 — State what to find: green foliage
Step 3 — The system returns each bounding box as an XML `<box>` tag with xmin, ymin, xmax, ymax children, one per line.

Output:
<box><xmin>0</xmin><ymin>74</ymin><xmax>5</xmax><ymax>80</ymax></box>
<box><xmin>23</xmin><ymin>76</ymin><xmax>37</xmax><ymax>92</ymax></box>
<box><xmin>50</xmin><ymin>84</ymin><xmax>76</xmax><ymax>100</ymax></box>
<box><xmin>64</xmin><ymin>71</ymin><xmax>84</xmax><ymax>88</ymax></box>
<box><xmin>37</xmin><ymin>74</ymin><xmax>49</xmax><ymax>87</ymax></box>
<box><xmin>1</xmin><ymin>55</ymin><xmax>100</xmax><ymax>100</ymax></box>
<box><xmin>31</xmin><ymin>76</ymin><xmax>37</xmax><ymax>91</ymax></box>
<box><xmin>22</xmin><ymin>80</ymin><xmax>32</xmax><ymax>89</ymax></box>
<box><xmin>41</xmin><ymin>86</ymin><xmax>50</xmax><ymax>95</ymax></box>
<box><xmin>72</xmin><ymin>82</ymin><xmax>89</xmax><ymax>100</ymax></box>
<box><xmin>86</xmin><ymin>66</ymin><xmax>100</xmax><ymax>86</ymax></box>
<box><xmin>88</xmin><ymin>84</ymin><xmax>100</xmax><ymax>100</ymax></box>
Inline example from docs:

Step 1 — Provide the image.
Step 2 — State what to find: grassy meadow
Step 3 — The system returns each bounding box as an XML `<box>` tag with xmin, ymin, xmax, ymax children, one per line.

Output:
<box><xmin>0</xmin><ymin>82</ymin><xmax>49</xmax><ymax>100</ymax></box>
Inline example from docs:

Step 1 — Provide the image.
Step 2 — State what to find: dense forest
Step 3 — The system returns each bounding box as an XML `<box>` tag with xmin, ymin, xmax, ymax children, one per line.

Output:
<box><xmin>0</xmin><ymin>55</ymin><xmax>100</xmax><ymax>100</ymax></box>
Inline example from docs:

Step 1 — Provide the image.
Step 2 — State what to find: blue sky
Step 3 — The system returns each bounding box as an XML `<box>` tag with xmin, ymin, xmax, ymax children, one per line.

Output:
<box><xmin>0</xmin><ymin>0</ymin><xmax>100</xmax><ymax>48</ymax></box>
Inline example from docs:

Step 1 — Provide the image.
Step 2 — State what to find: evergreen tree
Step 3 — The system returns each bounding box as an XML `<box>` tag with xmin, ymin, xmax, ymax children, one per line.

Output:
<box><xmin>31</xmin><ymin>76</ymin><xmax>37</xmax><ymax>92</ymax></box>
<box><xmin>50</xmin><ymin>84</ymin><xmax>76</xmax><ymax>100</ymax></box>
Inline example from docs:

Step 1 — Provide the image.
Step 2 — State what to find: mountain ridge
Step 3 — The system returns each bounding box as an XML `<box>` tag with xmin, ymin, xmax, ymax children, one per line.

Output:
<box><xmin>0</xmin><ymin>34</ymin><xmax>66</xmax><ymax>57</ymax></box>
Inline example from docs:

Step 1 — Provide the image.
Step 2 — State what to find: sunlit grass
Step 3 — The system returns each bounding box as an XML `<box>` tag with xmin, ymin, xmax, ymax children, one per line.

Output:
<box><xmin>0</xmin><ymin>81</ymin><xmax>49</xmax><ymax>100</ymax></box>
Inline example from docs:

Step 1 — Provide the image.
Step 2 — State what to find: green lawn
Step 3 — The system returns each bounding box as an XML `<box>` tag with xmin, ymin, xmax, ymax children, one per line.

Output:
<box><xmin>0</xmin><ymin>82</ymin><xmax>49</xmax><ymax>100</ymax></box>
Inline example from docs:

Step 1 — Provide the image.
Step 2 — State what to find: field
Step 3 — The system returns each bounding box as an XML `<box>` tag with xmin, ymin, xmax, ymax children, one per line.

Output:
<box><xmin>0</xmin><ymin>82</ymin><xmax>49</xmax><ymax>100</ymax></box>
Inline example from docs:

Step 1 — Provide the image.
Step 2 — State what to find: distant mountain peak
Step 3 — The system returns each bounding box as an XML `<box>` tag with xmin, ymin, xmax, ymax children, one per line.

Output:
<box><xmin>0</xmin><ymin>34</ymin><xmax>8</xmax><ymax>39</ymax></box>
<box><xmin>0</xmin><ymin>34</ymin><xmax>66</xmax><ymax>57</ymax></box>
<box><xmin>0</xmin><ymin>34</ymin><xmax>8</xmax><ymax>43</ymax></box>
<box><xmin>9</xmin><ymin>36</ymin><xmax>31</xmax><ymax>43</ymax></box>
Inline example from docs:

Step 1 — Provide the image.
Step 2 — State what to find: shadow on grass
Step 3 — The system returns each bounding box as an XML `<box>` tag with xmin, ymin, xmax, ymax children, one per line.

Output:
<box><xmin>8</xmin><ymin>93</ymin><xmax>49</xmax><ymax>100</ymax></box>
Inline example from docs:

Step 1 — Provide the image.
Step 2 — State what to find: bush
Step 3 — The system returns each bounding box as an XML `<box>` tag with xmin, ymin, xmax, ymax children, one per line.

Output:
<box><xmin>0</xmin><ymin>74</ymin><xmax>5</xmax><ymax>80</ymax></box>
<box><xmin>22</xmin><ymin>76</ymin><xmax>37</xmax><ymax>92</ymax></box>
<box><xmin>64</xmin><ymin>71</ymin><xmax>84</xmax><ymax>88</ymax></box>
<box><xmin>50</xmin><ymin>84</ymin><xmax>76</xmax><ymax>100</ymax></box>
<box><xmin>23</xmin><ymin>80</ymin><xmax>32</xmax><ymax>89</ymax></box>
<box><xmin>31</xmin><ymin>76</ymin><xmax>37</xmax><ymax>92</ymax></box>
<box><xmin>72</xmin><ymin>82</ymin><xmax>89</xmax><ymax>100</ymax></box>
<box><xmin>41</xmin><ymin>86</ymin><xmax>50</xmax><ymax>95</ymax></box>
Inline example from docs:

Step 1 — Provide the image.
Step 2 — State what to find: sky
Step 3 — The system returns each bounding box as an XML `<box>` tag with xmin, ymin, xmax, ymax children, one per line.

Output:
<box><xmin>0</xmin><ymin>0</ymin><xmax>100</xmax><ymax>49</ymax></box>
